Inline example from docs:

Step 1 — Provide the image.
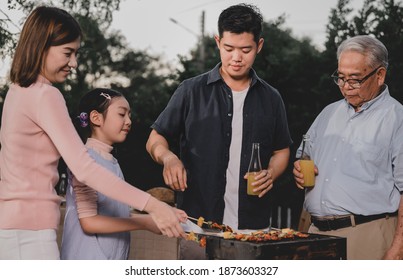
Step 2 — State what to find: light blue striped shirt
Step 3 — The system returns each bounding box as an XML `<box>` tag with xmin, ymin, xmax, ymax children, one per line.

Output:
<box><xmin>297</xmin><ymin>86</ymin><xmax>403</xmax><ymax>216</ymax></box>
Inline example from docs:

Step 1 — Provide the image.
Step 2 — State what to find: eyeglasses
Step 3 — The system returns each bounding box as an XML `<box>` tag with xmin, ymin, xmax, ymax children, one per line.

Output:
<box><xmin>331</xmin><ymin>66</ymin><xmax>382</xmax><ymax>89</ymax></box>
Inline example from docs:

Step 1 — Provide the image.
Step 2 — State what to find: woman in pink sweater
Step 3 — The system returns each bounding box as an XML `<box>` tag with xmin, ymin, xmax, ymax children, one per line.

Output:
<box><xmin>0</xmin><ymin>6</ymin><xmax>187</xmax><ymax>260</ymax></box>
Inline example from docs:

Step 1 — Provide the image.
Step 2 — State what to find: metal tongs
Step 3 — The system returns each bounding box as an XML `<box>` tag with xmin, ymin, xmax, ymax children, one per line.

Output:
<box><xmin>187</xmin><ymin>216</ymin><xmax>221</xmax><ymax>233</ymax></box>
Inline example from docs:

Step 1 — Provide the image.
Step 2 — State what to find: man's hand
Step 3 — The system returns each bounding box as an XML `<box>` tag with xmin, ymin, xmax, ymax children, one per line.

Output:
<box><xmin>243</xmin><ymin>168</ymin><xmax>273</xmax><ymax>198</ymax></box>
<box><xmin>146</xmin><ymin>130</ymin><xmax>188</xmax><ymax>192</ymax></box>
<box><xmin>383</xmin><ymin>245</ymin><xmax>403</xmax><ymax>260</ymax></box>
<box><xmin>162</xmin><ymin>154</ymin><xmax>187</xmax><ymax>191</ymax></box>
<box><xmin>293</xmin><ymin>160</ymin><xmax>318</xmax><ymax>189</ymax></box>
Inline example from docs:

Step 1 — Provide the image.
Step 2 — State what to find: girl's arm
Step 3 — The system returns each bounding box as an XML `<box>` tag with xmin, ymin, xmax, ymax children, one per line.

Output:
<box><xmin>79</xmin><ymin>214</ymin><xmax>161</xmax><ymax>235</ymax></box>
<box><xmin>72</xmin><ymin>176</ymin><xmax>186</xmax><ymax>236</ymax></box>
<box><xmin>72</xmin><ymin>175</ymin><xmax>161</xmax><ymax>235</ymax></box>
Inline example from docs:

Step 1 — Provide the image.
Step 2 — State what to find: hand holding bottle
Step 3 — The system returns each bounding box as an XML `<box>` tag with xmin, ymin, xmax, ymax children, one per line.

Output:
<box><xmin>294</xmin><ymin>134</ymin><xmax>317</xmax><ymax>189</ymax></box>
<box><xmin>246</xmin><ymin>143</ymin><xmax>262</xmax><ymax>195</ymax></box>
<box><xmin>245</xmin><ymin>142</ymin><xmax>276</xmax><ymax>197</ymax></box>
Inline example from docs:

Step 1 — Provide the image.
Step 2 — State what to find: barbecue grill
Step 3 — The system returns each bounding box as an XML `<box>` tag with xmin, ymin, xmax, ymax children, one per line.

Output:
<box><xmin>204</xmin><ymin>233</ymin><xmax>346</xmax><ymax>260</ymax></box>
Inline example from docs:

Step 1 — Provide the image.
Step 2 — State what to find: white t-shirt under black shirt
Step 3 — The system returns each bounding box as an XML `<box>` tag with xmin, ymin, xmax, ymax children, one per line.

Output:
<box><xmin>223</xmin><ymin>88</ymin><xmax>248</xmax><ymax>230</ymax></box>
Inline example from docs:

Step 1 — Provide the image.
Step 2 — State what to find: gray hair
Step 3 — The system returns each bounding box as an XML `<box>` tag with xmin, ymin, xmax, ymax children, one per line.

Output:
<box><xmin>337</xmin><ymin>35</ymin><xmax>389</xmax><ymax>69</ymax></box>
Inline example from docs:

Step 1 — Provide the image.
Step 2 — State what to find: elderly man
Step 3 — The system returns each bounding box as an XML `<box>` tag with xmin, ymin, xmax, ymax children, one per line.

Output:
<box><xmin>293</xmin><ymin>35</ymin><xmax>403</xmax><ymax>260</ymax></box>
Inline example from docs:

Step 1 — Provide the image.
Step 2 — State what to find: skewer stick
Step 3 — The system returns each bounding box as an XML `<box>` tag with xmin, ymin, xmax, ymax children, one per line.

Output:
<box><xmin>188</xmin><ymin>216</ymin><xmax>209</xmax><ymax>225</ymax></box>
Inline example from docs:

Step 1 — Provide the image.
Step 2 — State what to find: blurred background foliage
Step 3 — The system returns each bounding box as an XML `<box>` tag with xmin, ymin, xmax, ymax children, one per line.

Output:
<box><xmin>1</xmin><ymin>0</ymin><xmax>402</xmax><ymax>228</ymax></box>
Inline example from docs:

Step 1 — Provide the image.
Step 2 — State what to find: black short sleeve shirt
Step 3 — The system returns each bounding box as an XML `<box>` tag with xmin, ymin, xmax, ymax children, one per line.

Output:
<box><xmin>151</xmin><ymin>63</ymin><xmax>292</xmax><ymax>229</ymax></box>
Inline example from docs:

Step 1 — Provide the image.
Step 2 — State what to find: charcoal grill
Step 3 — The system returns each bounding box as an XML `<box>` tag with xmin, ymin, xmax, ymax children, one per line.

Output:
<box><xmin>204</xmin><ymin>233</ymin><xmax>346</xmax><ymax>260</ymax></box>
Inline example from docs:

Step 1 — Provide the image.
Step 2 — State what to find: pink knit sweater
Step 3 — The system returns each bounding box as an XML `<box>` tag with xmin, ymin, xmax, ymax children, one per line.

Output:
<box><xmin>0</xmin><ymin>77</ymin><xmax>150</xmax><ymax>230</ymax></box>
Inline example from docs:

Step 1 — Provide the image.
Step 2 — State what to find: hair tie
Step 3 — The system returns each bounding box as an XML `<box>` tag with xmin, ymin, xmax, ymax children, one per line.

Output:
<box><xmin>100</xmin><ymin>93</ymin><xmax>111</xmax><ymax>100</ymax></box>
<box><xmin>78</xmin><ymin>112</ymin><xmax>88</xmax><ymax>127</ymax></box>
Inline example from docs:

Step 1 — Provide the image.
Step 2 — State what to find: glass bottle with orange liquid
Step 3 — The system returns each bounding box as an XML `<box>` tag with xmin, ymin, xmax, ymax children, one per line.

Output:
<box><xmin>247</xmin><ymin>143</ymin><xmax>262</xmax><ymax>195</ymax></box>
<box><xmin>300</xmin><ymin>134</ymin><xmax>315</xmax><ymax>188</ymax></box>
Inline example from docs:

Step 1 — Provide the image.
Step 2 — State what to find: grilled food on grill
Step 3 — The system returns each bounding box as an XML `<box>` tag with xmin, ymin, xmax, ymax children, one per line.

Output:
<box><xmin>222</xmin><ymin>228</ymin><xmax>309</xmax><ymax>242</ymax></box>
<box><xmin>188</xmin><ymin>216</ymin><xmax>233</xmax><ymax>232</ymax></box>
<box><xmin>186</xmin><ymin>216</ymin><xmax>309</xmax><ymax>247</ymax></box>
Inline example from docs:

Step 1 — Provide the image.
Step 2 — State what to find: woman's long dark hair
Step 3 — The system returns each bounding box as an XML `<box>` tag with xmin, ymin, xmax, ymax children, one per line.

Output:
<box><xmin>10</xmin><ymin>6</ymin><xmax>82</xmax><ymax>87</ymax></box>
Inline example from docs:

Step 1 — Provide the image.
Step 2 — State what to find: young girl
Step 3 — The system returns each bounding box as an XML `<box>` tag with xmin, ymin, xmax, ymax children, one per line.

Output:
<box><xmin>61</xmin><ymin>89</ymin><xmax>158</xmax><ymax>259</ymax></box>
<box><xmin>0</xmin><ymin>6</ymin><xmax>186</xmax><ymax>260</ymax></box>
